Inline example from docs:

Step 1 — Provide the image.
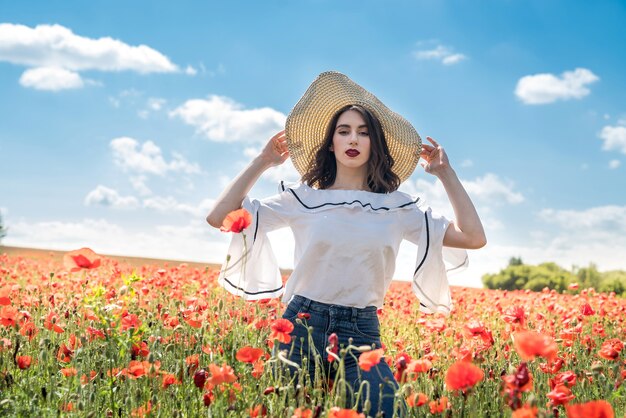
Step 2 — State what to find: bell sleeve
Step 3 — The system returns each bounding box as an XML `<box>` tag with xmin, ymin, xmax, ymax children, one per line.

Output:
<box><xmin>402</xmin><ymin>204</ymin><xmax>469</xmax><ymax>315</ymax></box>
<box><xmin>217</xmin><ymin>189</ymin><xmax>292</xmax><ymax>300</ymax></box>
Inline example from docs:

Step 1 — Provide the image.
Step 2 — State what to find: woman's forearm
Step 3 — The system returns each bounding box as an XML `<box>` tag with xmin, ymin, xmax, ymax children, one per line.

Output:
<box><xmin>206</xmin><ymin>156</ymin><xmax>273</xmax><ymax>228</ymax></box>
<box><xmin>436</xmin><ymin>166</ymin><xmax>487</xmax><ymax>249</ymax></box>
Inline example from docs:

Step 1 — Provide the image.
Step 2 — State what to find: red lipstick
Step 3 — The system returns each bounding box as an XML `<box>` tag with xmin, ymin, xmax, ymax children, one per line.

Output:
<box><xmin>345</xmin><ymin>149</ymin><xmax>360</xmax><ymax>157</ymax></box>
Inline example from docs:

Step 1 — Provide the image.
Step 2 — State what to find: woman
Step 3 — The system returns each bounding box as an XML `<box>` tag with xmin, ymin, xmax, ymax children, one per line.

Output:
<box><xmin>206</xmin><ymin>71</ymin><xmax>485</xmax><ymax>417</ymax></box>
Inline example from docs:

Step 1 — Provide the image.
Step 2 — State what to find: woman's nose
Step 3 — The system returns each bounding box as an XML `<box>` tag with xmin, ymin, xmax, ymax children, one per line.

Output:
<box><xmin>348</xmin><ymin>132</ymin><xmax>358</xmax><ymax>144</ymax></box>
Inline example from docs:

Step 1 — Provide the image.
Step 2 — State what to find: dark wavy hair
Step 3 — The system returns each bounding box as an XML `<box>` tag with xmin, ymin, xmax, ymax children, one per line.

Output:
<box><xmin>301</xmin><ymin>105</ymin><xmax>400</xmax><ymax>193</ymax></box>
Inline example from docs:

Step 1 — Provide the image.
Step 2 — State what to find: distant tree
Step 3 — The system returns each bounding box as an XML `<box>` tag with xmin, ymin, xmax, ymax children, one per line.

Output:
<box><xmin>577</xmin><ymin>263</ymin><xmax>602</xmax><ymax>290</ymax></box>
<box><xmin>483</xmin><ymin>261</ymin><xmax>575</xmax><ymax>292</ymax></box>
<box><xmin>599</xmin><ymin>270</ymin><xmax>626</xmax><ymax>297</ymax></box>
<box><xmin>0</xmin><ymin>213</ymin><xmax>7</xmax><ymax>245</ymax></box>
<box><xmin>483</xmin><ymin>256</ymin><xmax>626</xmax><ymax>296</ymax></box>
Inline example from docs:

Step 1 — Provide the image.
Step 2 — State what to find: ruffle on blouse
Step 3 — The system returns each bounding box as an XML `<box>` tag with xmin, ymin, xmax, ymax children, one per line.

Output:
<box><xmin>217</xmin><ymin>196</ymin><xmax>284</xmax><ymax>300</ymax></box>
<box><xmin>281</xmin><ymin>182</ymin><xmax>421</xmax><ymax>213</ymax></box>
<box><xmin>411</xmin><ymin>207</ymin><xmax>469</xmax><ymax>315</ymax></box>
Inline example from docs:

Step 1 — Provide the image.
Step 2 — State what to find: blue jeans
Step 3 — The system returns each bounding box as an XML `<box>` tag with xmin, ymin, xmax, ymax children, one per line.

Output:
<box><xmin>277</xmin><ymin>295</ymin><xmax>406</xmax><ymax>417</ymax></box>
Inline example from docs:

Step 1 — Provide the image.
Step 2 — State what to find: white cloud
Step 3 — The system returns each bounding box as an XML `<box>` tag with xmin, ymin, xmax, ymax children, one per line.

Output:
<box><xmin>0</xmin><ymin>23</ymin><xmax>179</xmax><ymax>90</ymax></box>
<box><xmin>0</xmin><ymin>23</ymin><xmax>178</xmax><ymax>73</ymax></box>
<box><xmin>147</xmin><ymin>97</ymin><xmax>166</xmax><ymax>111</ymax></box>
<box><xmin>609</xmin><ymin>159</ymin><xmax>621</xmax><ymax>169</ymax></box>
<box><xmin>515</xmin><ymin>68</ymin><xmax>599</xmax><ymax>105</ymax></box>
<box><xmin>413</xmin><ymin>42</ymin><xmax>467</xmax><ymax>65</ymax></box>
<box><xmin>170</xmin><ymin>95</ymin><xmax>286</xmax><ymax>143</ymax></box>
<box><xmin>19</xmin><ymin>67</ymin><xmax>84</xmax><ymax>91</ymax></box>
<box><xmin>110</xmin><ymin>137</ymin><xmax>201</xmax><ymax>176</ymax></box>
<box><xmin>517</xmin><ymin>204</ymin><xmax>626</xmax><ymax>273</ymax></box>
<box><xmin>262</xmin><ymin>159</ymin><xmax>301</xmax><ymax>183</ymax></box>
<box><xmin>539</xmin><ymin>205</ymin><xmax>626</xmax><ymax>232</ymax></box>
<box><xmin>142</xmin><ymin>196</ymin><xmax>214</xmax><ymax>218</ymax></box>
<box><xmin>240</xmin><ymin>147</ymin><xmax>301</xmax><ymax>183</ymax></box>
<box><xmin>84</xmin><ymin>185</ymin><xmax>139</xmax><ymax>209</ymax></box>
<box><xmin>184</xmin><ymin>65</ymin><xmax>197</xmax><ymax>76</ymax></box>
<box><xmin>460</xmin><ymin>159</ymin><xmax>474</xmax><ymax>168</ymax></box>
<box><xmin>599</xmin><ymin>125</ymin><xmax>626</xmax><ymax>154</ymax></box>
<box><xmin>130</xmin><ymin>175</ymin><xmax>152</xmax><ymax>196</ymax></box>
<box><xmin>401</xmin><ymin>173</ymin><xmax>524</xmax><ymax>210</ymax></box>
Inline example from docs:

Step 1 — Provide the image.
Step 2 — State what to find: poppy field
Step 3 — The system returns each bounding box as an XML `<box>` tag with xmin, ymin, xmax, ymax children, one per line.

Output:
<box><xmin>0</xmin><ymin>249</ymin><xmax>624</xmax><ymax>417</ymax></box>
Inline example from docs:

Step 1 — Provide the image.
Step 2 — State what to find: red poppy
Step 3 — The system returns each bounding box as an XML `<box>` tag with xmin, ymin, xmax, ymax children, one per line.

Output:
<box><xmin>511</xmin><ymin>404</ymin><xmax>538</xmax><ymax>418</ymax></box>
<box><xmin>236</xmin><ymin>346</ymin><xmax>264</xmax><ymax>364</ymax></box>
<box><xmin>220</xmin><ymin>209</ymin><xmax>252</xmax><ymax>233</ymax></box>
<box><xmin>598</xmin><ymin>338</ymin><xmax>623</xmax><ymax>360</ymax></box>
<box><xmin>358</xmin><ymin>348</ymin><xmax>384</xmax><ymax>372</ymax></box>
<box><xmin>252</xmin><ymin>359</ymin><xmax>265</xmax><ymax>378</ymax></box>
<box><xmin>565</xmin><ymin>400</ymin><xmax>614</xmax><ymax>418</ymax></box>
<box><xmin>207</xmin><ymin>363</ymin><xmax>237</xmax><ymax>386</ymax></box>
<box><xmin>552</xmin><ymin>370</ymin><xmax>576</xmax><ymax>388</ymax></box>
<box><xmin>445</xmin><ymin>361</ymin><xmax>484</xmax><ymax>393</ymax></box>
<box><xmin>161</xmin><ymin>373</ymin><xmax>180</xmax><ymax>389</ymax></box>
<box><xmin>270</xmin><ymin>318</ymin><xmax>294</xmax><ymax>344</ymax></box>
<box><xmin>429</xmin><ymin>397</ymin><xmax>450</xmax><ymax>414</ymax></box>
<box><xmin>327</xmin><ymin>332</ymin><xmax>339</xmax><ymax>362</ymax></box>
<box><xmin>16</xmin><ymin>355</ymin><xmax>32</xmax><ymax>369</ymax></box>
<box><xmin>60</xmin><ymin>367</ymin><xmax>78</xmax><ymax>377</ymax></box>
<box><xmin>249</xmin><ymin>404</ymin><xmax>267</xmax><ymax>417</ymax></box>
<box><xmin>405</xmin><ymin>359</ymin><xmax>432</xmax><ymax>378</ymax></box>
<box><xmin>0</xmin><ymin>286</ymin><xmax>11</xmax><ymax>305</ymax></box>
<box><xmin>131</xmin><ymin>401</ymin><xmax>153</xmax><ymax>418</ymax></box>
<box><xmin>132</xmin><ymin>342</ymin><xmax>150</xmax><ymax>359</ymax></box>
<box><xmin>406</xmin><ymin>392</ymin><xmax>428</xmax><ymax>407</ymax></box>
<box><xmin>291</xmin><ymin>408</ymin><xmax>313</xmax><ymax>418</ymax></box>
<box><xmin>512</xmin><ymin>331</ymin><xmax>558</xmax><ymax>362</ymax></box>
<box><xmin>121</xmin><ymin>314</ymin><xmax>142</xmax><ymax>331</ymax></box>
<box><xmin>126</xmin><ymin>361</ymin><xmax>149</xmax><ymax>378</ymax></box>
<box><xmin>580</xmin><ymin>302</ymin><xmax>595</xmax><ymax>316</ymax></box>
<box><xmin>327</xmin><ymin>407</ymin><xmax>365</xmax><ymax>418</ymax></box>
<box><xmin>44</xmin><ymin>311</ymin><xmax>65</xmax><ymax>333</ymax></box>
<box><xmin>546</xmin><ymin>383</ymin><xmax>575</xmax><ymax>406</ymax></box>
<box><xmin>19</xmin><ymin>320</ymin><xmax>38</xmax><ymax>340</ymax></box>
<box><xmin>502</xmin><ymin>306</ymin><xmax>526</xmax><ymax>328</ymax></box>
<box><xmin>63</xmin><ymin>247</ymin><xmax>102</xmax><ymax>272</ymax></box>
<box><xmin>0</xmin><ymin>305</ymin><xmax>19</xmax><ymax>327</ymax></box>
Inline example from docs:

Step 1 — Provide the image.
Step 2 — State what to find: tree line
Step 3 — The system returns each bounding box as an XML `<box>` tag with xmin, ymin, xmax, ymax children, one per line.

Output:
<box><xmin>482</xmin><ymin>257</ymin><xmax>626</xmax><ymax>297</ymax></box>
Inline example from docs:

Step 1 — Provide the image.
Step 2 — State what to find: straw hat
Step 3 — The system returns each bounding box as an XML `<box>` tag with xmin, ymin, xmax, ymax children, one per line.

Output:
<box><xmin>285</xmin><ymin>71</ymin><xmax>421</xmax><ymax>183</ymax></box>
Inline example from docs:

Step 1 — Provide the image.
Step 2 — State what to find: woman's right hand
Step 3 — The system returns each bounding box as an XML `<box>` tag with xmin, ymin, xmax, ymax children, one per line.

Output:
<box><xmin>259</xmin><ymin>130</ymin><xmax>289</xmax><ymax>167</ymax></box>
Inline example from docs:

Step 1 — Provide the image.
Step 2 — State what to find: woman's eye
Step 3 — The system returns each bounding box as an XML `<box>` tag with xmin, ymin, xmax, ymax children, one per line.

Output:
<box><xmin>359</xmin><ymin>131</ymin><xmax>369</xmax><ymax>136</ymax></box>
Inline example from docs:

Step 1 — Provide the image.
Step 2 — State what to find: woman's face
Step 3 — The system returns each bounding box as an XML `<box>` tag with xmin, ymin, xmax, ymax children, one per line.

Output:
<box><xmin>329</xmin><ymin>109</ymin><xmax>371</xmax><ymax>172</ymax></box>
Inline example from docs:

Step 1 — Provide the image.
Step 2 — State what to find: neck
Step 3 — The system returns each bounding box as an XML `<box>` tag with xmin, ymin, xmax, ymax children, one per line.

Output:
<box><xmin>329</xmin><ymin>167</ymin><xmax>369</xmax><ymax>191</ymax></box>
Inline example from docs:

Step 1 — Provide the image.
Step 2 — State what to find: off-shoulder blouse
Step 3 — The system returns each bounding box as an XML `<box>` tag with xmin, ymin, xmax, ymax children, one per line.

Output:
<box><xmin>217</xmin><ymin>182</ymin><xmax>468</xmax><ymax>314</ymax></box>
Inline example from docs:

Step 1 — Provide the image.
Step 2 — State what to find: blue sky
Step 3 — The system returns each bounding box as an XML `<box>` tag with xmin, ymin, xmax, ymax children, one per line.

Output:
<box><xmin>1</xmin><ymin>0</ymin><xmax>625</xmax><ymax>287</ymax></box>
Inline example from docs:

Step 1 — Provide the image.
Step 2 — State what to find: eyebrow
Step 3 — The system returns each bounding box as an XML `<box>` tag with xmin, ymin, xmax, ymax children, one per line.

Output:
<box><xmin>336</xmin><ymin>124</ymin><xmax>368</xmax><ymax>129</ymax></box>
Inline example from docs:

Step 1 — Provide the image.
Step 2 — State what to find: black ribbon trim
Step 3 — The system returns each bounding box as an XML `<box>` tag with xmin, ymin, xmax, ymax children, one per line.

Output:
<box><xmin>222</xmin><ymin>277</ymin><xmax>283</xmax><ymax>296</ymax></box>
<box><xmin>414</xmin><ymin>211</ymin><xmax>430</xmax><ymax>276</ymax></box>
<box><xmin>287</xmin><ymin>188</ymin><xmax>420</xmax><ymax>211</ymax></box>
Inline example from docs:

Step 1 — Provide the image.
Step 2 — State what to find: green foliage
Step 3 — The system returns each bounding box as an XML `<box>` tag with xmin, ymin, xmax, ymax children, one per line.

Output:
<box><xmin>483</xmin><ymin>260</ymin><xmax>625</xmax><ymax>295</ymax></box>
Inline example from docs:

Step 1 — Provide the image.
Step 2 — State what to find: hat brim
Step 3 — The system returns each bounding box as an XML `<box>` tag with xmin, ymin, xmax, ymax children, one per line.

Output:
<box><xmin>285</xmin><ymin>71</ymin><xmax>421</xmax><ymax>184</ymax></box>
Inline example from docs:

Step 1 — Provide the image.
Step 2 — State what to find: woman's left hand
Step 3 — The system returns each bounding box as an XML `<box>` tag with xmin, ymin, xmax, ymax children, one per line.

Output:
<box><xmin>419</xmin><ymin>136</ymin><xmax>451</xmax><ymax>176</ymax></box>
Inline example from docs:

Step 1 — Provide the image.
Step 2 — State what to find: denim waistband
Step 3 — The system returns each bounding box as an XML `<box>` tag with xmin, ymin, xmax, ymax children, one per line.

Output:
<box><xmin>289</xmin><ymin>294</ymin><xmax>378</xmax><ymax>320</ymax></box>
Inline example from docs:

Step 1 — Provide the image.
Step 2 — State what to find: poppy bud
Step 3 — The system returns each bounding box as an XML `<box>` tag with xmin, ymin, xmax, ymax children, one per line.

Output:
<box><xmin>203</xmin><ymin>392</ymin><xmax>212</xmax><ymax>407</ymax></box>
<box><xmin>193</xmin><ymin>369</ymin><xmax>207</xmax><ymax>389</ymax></box>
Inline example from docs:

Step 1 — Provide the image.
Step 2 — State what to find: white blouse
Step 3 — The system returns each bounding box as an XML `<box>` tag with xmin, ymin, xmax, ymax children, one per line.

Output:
<box><xmin>217</xmin><ymin>182</ymin><xmax>468</xmax><ymax>314</ymax></box>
